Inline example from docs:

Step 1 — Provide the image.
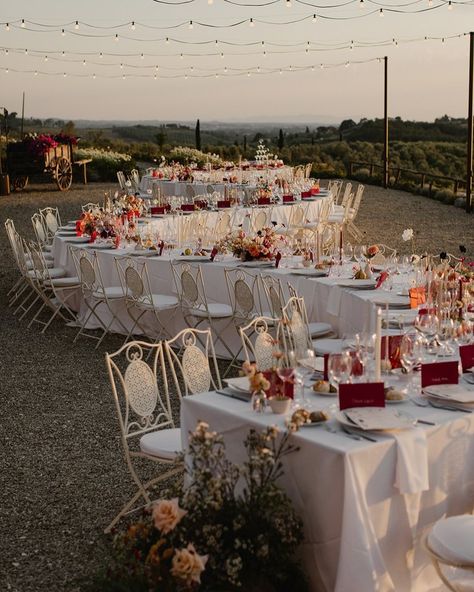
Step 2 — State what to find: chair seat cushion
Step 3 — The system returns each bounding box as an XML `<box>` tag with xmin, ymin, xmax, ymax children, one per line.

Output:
<box><xmin>308</xmin><ymin>322</ymin><xmax>333</xmax><ymax>338</ymax></box>
<box><xmin>45</xmin><ymin>276</ymin><xmax>80</xmax><ymax>287</ymax></box>
<box><xmin>44</xmin><ymin>245</ymin><xmax>53</xmax><ymax>252</ymax></box>
<box><xmin>92</xmin><ymin>286</ymin><xmax>124</xmax><ymax>299</ymax></box>
<box><xmin>140</xmin><ymin>428</ymin><xmax>182</xmax><ymax>461</ymax></box>
<box><xmin>328</xmin><ymin>214</ymin><xmax>344</xmax><ymax>223</ymax></box>
<box><xmin>137</xmin><ymin>294</ymin><xmax>179</xmax><ymax>311</ymax></box>
<box><xmin>192</xmin><ymin>302</ymin><xmax>233</xmax><ymax>318</ymax></box>
<box><xmin>27</xmin><ymin>267</ymin><xmax>65</xmax><ymax>279</ymax></box>
<box><xmin>428</xmin><ymin>515</ymin><xmax>474</xmax><ymax>565</ymax></box>
<box><xmin>312</xmin><ymin>338</ymin><xmax>343</xmax><ymax>356</ymax></box>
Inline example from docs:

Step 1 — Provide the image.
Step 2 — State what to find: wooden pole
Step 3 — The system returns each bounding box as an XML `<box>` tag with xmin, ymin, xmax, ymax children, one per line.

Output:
<box><xmin>466</xmin><ymin>32</ymin><xmax>474</xmax><ymax>213</ymax></box>
<box><xmin>383</xmin><ymin>56</ymin><xmax>389</xmax><ymax>189</ymax></box>
<box><xmin>20</xmin><ymin>91</ymin><xmax>25</xmax><ymax>138</ymax></box>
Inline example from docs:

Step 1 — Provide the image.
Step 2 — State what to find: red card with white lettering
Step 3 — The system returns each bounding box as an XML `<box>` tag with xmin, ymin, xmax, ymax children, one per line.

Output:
<box><xmin>459</xmin><ymin>344</ymin><xmax>474</xmax><ymax>373</ymax></box>
<box><xmin>421</xmin><ymin>361</ymin><xmax>459</xmax><ymax>388</ymax></box>
<box><xmin>339</xmin><ymin>382</ymin><xmax>385</xmax><ymax>410</ymax></box>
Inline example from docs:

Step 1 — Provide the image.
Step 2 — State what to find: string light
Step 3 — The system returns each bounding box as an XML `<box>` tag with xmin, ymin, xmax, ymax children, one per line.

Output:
<box><xmin>188</xmin><ymin>20</ymin><xmax>193</xmax><ymax>29</ymax></box>
<box><xmin>61</xmin><ymin>28</ymin><xmax>65</xmax><ymax>36</ymax></box>
<box><xmin>21</xmin><ymin>19</ymin><xmax>25</xmax><ymax>28</ymax></box>
<box><xmin>312</xmin><ymin>13</ymin><xmax>317</xmax><ymax>22</ymax></box>
<box><xmin>140</xmin><ymin>52</ymin><xmax>144</xmax><ymax>59</ymax></box>
<box><xmin>75</xmin><ymin>20</ymin><xmax>79</xmax><ymax>30</ymax></box>
<box><xmin>44</xmin><ymin>55</ymin><xmax>48</xmax><ymax>62</ymax></box>
<box><xmin>131</xmin><ymin>21</ymin><xmax>136</xmax><ymax>30</ymax></box>
<box><xmin>93</xmin><ymin>73</ymin><xmax>96</xmax><ymax>78</ymax></box>
<box><xmin>82</xmin><ymin>59</ymin><xmax>86</xmax><ymax>66</ymax></box>
<box><xmin>5</xmin><ymin>23</ymin><xmax>9</xmax><ymax>31</ymax></box>
<box><xmin>115</xmin><ymin>34</ymin><xmax>119</xmax><ymax>42</ymax></box>
<box><xmin>286</xmin><ymin>0</ymin><xmax>292</xmax><ymax>6</ymax></box>
<box><xmin>448</xmin><ymin>0</ymin><xmax>453</xmax><ymax>8</ymax></box>
<box><xmin>249</xmin><ymin>18</ymin><xmax>255</xmax><ymax>27</ymax></box>
<box><xmin>379</xmin><ymin>8</ymin><xmax>384</xmax><ymax>16</ymax></box>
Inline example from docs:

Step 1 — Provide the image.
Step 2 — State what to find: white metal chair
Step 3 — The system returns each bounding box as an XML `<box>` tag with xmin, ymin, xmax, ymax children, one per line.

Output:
<box><xmin>285</xmin><ymin>284</ymin><xmax>333</xmax><ymax>340</ymax></box>
<box><xmin>71</xmin><ymin>248</ymin><xmax>127</xmax><ymax>348</ymax></box>
<box><xmin>164</xmin><ymin>328</ymin><xmax>222</xmax><ymax>398</ymax></box>
<box><xmin>104</xmin><ymin>340</ymin><xmax>183</xmax><ymax>533</ymax></box>
<box><xmin>24</xmin><ymin>241</ymin><xmax>78</xmax><ymax>333</ymax></box>
<box><xmin>346</xmin><ymin>184</ymin><xmax>365</xmax><ymax>242</ymax></box>
<box><xmin>251</xmin><ymin>209</ymin><xmax>268</xmax><ymax>233</ymax></box>
<box><xmin>425</xmin><ymin>515</ymin><xmax>474</xmax><ymax>592</ymax></box>
<box><xmin>260</xmin><ymin>274</ymin><xmax>285</xmax><ymax>319</ymax></box>
<box><xmin>240</xmin><ymin>316</ymin><xmax>281</xmax><ymax>371</ymax></box>
<box><xmin>40</xmin><ymin>206</ymin><xmax>61</xmax><ymax>239</ymax></box>
<box><xmin>31</xmin><ymin>212</ymin><xmax>54</xmax><ymax>256</ymax></box>
<box><xmin>281</xmin><ymin>296</ymin><xmax>315</xmax><ymax>360</ymax></box>
<box><xmin>115</xmin><ymin>256</ymin><xmax>178</xmax><ymax>344</ymax></box>
<box><xmin>117</xmin><ymin>171</ymin><xmax>128</xmax><ymax>191</ymax></box>
<box><xmin>170</xmin><ymin>262</ymin><xmax>234</xmax><ymax>358</ymax></box>
<box><xmin>81</xmin><ymin>202</ymin><xmax>100</xmax><ymax>213</ymax></box>
<box><xmin>328</xmin><ymin>180</ymin><xmax>343</xmax><ymax>203</ymax></box>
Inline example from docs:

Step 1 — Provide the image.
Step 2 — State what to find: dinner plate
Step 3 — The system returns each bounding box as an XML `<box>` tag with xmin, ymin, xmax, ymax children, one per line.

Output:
<box><xmin>289</xmin><ymin>268</ymin><xmax>328</xmax><ymax>277</ymax></box>
<box><xmin>423</xmin><ymin>384</ymin><xmax>474</xmax><ymax>404</ymax></box>
<box><xmin>92</xmin><ymin>243</ymin><xmax>116</xmax><ymax>250</ymax></box>
<box><xmin>336</xmin><ymin>279</ymin><xmax>377</xmax><ymax>289</ymax></box>
<box><xmin>224</xmin><ymin>376</ymin><xmax>250</xmax><ymax>393</ymax></box>
<box><xmin>239</xmin><ymin>261</ymin><xmax>274</xmax><ymax>268</ymax></box>
<box><xmin>62</xmin><ymin>236</ymin><xmax>90</xmax><ymax>243</ymax></box>
<box><xmin>335</xmin><ymin>407</ymin><xmax>416</xmax><ymax>431</ymax></box>
<box><xmin>175</xmin><ymin>255</ymin><xmax>210</xmax><ymax>262</ymax></box>
<box><xmin>129</xmin><ymin>249</ymin><xmax>161</xmax><ymax>257</ymax></box>
<box><xmin>57</xmin><ymin>231</ymin><xmax>77</xmax><ymax>236</ymax></box>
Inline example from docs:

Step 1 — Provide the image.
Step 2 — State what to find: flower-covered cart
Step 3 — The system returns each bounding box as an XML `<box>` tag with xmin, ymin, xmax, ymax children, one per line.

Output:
<box><xmin>6</xmin><ymin>134</ymin><xmax>75</xmax><ymax>191</ymax></box>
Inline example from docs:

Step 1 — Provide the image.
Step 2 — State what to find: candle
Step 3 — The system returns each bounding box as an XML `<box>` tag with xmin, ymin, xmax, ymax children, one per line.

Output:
<box><xmin>374</xmin><ymin>307</ymin><xmax>382</xmax><ymax>382</ymax></box>
<box><xmin>339</xmin><ymin>227</ymin><xmax>343</xmax><ymax>262</ymax></box>
<box><xmin>315</xmin><ymin>230</ymin><xmax>321</xmax><ymax>264</ymax></box>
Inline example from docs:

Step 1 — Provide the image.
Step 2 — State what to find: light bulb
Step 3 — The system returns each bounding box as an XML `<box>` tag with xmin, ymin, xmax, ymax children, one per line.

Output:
<box><xmin>286</xmin><ymin>0</ymin><xmax>292</xmax><ymax>6</ymax></box>
<box><xmin>62</xmin><ymin>51</ymin><xmax>65</xmax><ymax>56</ymax></box>
<box><xmin>44</xmin><ymin>55</ymin><xmax>48</xmax><ymax>62</ymax></box>
<box><xmin>131</xmin><ymin>21</ymin><xmax>136</xmax><ymax>30</ymax></box>
<box><xmin>247</xmin><ymin>72</ymin><xmax>251</xmax><ymax>77</ymax></box>
<box><xmin>359</xmin><ymin>0</ymin><xmax>364</xmax><ymax>6</ymax></box>
<box><xmin>34</xmin><ymin>71</ymin><xmax>38</xmax><ymax>76</ymax></box>
<box><xmin>448</xmin><ymin>0</ymin><xmax>453</xmax><ymax>9</ymax></box>
<box><xmin>122</xmin><ymin>74</ymin><xmax>125</xmax><ymax>80</ymax></box>
<box><xmin>63</xmin><ymin>72</ymin><xmax>67</xmax><ymax>77</ymax></box>
<box><xmin>379</xmin><ymin>8</ymin><xmax>384</xmax><ymax>16</ymax></box>
<box><xmin>154</xmin><ymin>74</ymin><xmax>157</xmax><ymax>79</ymax></box>
<box><xmin>140</xmin><ymin>53</ymin><xmax>144</xmax><ymax>59</ymax></box>
<box><xmin>312</xmin><ymin>14</ymin><xmax>317</xmax><ymax>22</ymax></box>
<box><xmin>155</xmin><ymin>65</ymin><xmax>159</xmax><ymax>71</ymax></box>
<box><xmin>21</xmin><ymin>19</ymin><xmax>25</xmax><ymax>28</ymax></box>
<box><xmin>99</xmin><ymin>52</ymin><xmax>103</xmax><ymax>58</ymax></box>
<box><xmin>6</xmin><ymin>68</ymin><xmax>9</xmax><ymax>74</ymax></box>
<box><xmin>345</xmin><ymin>61</ymin><xmax>350</xmax><ymax>67</ymax></box>
<box><xmin>220</xmin><ymin>52</ymin><xmax>224</xmax><ymax>59</ymax></box>
<box><xmin>61</xmin><ymin>28</ymin><xmax>66</xmax><ymax>36</ymax></box>
<box><xmin>189</xmin><ymin>20</ymin><xmax>193</xmax><ymax>29</ymax></box>
<box><xmin>320</xmin><ymin>63</ymin><xmax>324</xmax><ymax>69</ymax></box>
<box><xmin>24</xmin><ymin>48</ymin><xmax>28</xmax><ymax>54</ymax></box>
<box><xmin>83</xmin><ymin>60</ymin><xmax>86</xmax><ymax>66</ymax></box>
<box><xmin>75</xmin><ymin>20</ymin><xmax>79</xmax><ymax>30</ymax></box>
<box><xmin>115</xmin><ymin>33</ymin><xmax>119</xmax><ymax>42</ymax></box>
<box><xmin>224</xmin><ymin>66</ymin><xmax>227</xmax><ymax>72</ymax></box>
<box><xmin>180</xmin><ymin>53</ymin><xmax>183</xmax><ymax>59</ymax></box>
<box><xmin>279</xmin><ymin>69</ymin><xmax>282</xmax><ymax>75</ymax></box>
<box><xmin>120</xmin><ymin>63</ymin><xmax>123</xmax><ymax>69</ymax></box>
<box><xmin>5</xmin><ymin>23</ymin><xmax>10</xmax><ymax>31</ymax></box>
<box><xmin>93</xmin><ymin>73</ymin><xmax>96</xmax><ymax>79</ymax></box>
<box><xmin>249</xmin><ymin>18</ymin><xmax>255</xmax><ymax>27</ymax></box>
<box><xmin>428</xmin><ymin>0</ymin><xmax>433</xmax><ymax>5</ymax></box>
<box><xmin>215</xmin><ymin>73</ymin><xmax>218</xmax><ymax>78</ymax></box>
<box><xmin>208</xmin><ymin>0</ymin><xmax>213</xmax><ymax>4</ymax></box>
<box><xmin>263</xmin><ymin>51</ymin><xmax>266</xmax><ymax>57</ymax></box>
<box><xmin>165</xmin><ymin>37</ymin><xmax>169</xmax><ymax>44</ymax></box>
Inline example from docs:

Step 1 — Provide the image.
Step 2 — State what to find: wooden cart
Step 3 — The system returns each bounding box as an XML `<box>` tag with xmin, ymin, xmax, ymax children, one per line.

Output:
<box><xmin>7</xmin><ymin>141</ymin><xmax>73</xmax><ymax>191</ymax></box>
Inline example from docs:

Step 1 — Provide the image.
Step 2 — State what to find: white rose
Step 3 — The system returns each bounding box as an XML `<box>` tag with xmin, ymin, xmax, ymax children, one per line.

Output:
<box><xmin>171</xmin><ymin>543</ymin><xmax>208</xmax><ymax>586</ymax></box>
<box><xmin>152</xmin><ymin>498</ymin><xmax>186</xmax><ymax>534</ymax></box>
<box><xmin>402</xmin><ymin>228</ymin><xmax>414</xmax><ymax>242</ymax></box>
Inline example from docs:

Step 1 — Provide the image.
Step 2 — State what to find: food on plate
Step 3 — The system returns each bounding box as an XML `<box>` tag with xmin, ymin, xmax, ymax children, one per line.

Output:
<box><xmin>313</xmin><ymin>380</ymin><xmax>336</xmax><ymax>394</ymax></box>
<box><xmin>354</xmin><ymin>269</ymin><xmax>367</xmax><ymax>280</ymax></box>
<box><xmin>183</xmin><ymin>248</ymin><xmax>193</xmax><ymax>256</ymax></box>
<box><xmin>309</xmin><ymin>410</ymin><xmax>329</xmax><ymax>423</ymax></box>
<box><xmin>384</xmin><ymin>387</ymin><xmax>405</xmax><ymax>401</ymax></box>
<box><xmin>381</xmin><ymin>359</ymin><xmax>393</xmax><ymax>373</ymax></box>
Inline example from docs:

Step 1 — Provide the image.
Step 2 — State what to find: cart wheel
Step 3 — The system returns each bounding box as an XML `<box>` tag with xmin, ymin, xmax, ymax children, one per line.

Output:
<box><xmin>12</xmin><ymin>175</ymin><xmax>29</xmax><ymax>191</ymax></box>
<box><xmin>55</xmin><ymin>157</ymin><xmax>72</xmax><ymax>191</ymax></box>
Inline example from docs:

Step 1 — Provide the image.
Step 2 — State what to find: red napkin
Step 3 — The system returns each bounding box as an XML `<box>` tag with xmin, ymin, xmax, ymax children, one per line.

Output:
<box><xmin>282</xmin><ymin>195</ymin><xmax>294</xmax><ymax>203</ymax></box>
<box><xmin>301</xmin><ymin>191</ymin><xmax>312</xmax><ymax>198</ymax></box>
<box><xmin>257</xmin><ymin>197</ymin><xmax>271</xmax><ymax>205</ymax></box>
<box><xmin>151</xmin><ymin>206</ymin><xmax>165</xmax><ymax>215</ymax></box>
<box><xmin>217</xmin><ymin>200</ymin><xmax>231</xmax><ymax>209</ymax></box>
<box><xmin>181</xmin><ymin>204</ymin><xmax>195</xmax><ymax>212</ymax></box>
<box><xmin>376</xmin><ymin>271</ymin><xmax>389</xmax><ymax>289</ymax></box>
<box><xmin>89</xmin><ymin>230</ymin><xmax>97</xmax><ymax>243</ymax></box>
<box><xmin>275</xmin><ymin>252</ymin><xmax>282</xmax><ymax>268</ymax></box>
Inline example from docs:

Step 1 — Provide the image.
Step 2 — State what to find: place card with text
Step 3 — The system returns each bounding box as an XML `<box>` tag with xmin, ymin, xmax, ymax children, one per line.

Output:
<box><xmin>459</xmin><ymin>344</ymin><xmax>474</xmax><ymax>373</ymax></box>
<box><xmin>338</xmin><ymin>382</ymin><xmax>385</xmax><ymax>411</ymax></box>
<box><xmin>421</xmin><ymin>361</ymin><xmax>459</xmax><ymax>389</ymax></box>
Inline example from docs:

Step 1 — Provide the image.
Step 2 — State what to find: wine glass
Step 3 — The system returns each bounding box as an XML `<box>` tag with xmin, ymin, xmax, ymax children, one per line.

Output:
<box><xmin>327</xmin><ymin>352</ymin><xmax>352</xmax><ymax>392</ymax></box>
<box><xmin>400</xmin><ymin>333</ymin><xmax>422</xmax><ymax>396</ymax></box>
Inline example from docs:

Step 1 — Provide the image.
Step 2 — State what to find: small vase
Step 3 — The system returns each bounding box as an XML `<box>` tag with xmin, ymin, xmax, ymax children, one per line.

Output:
<box><xmin>364</xmin><ymin>261</ymin><xmax>373</xmax><ymax>279</ymax></box>
<box><xmin>268</xmin><ymin>397</ymin><xmax>291</xmax><ymax>415</ymax></box>
<box><xmin>251</xmin><ymin>390</ymin><xmax>266</xmax><ymax>413</ymax></box>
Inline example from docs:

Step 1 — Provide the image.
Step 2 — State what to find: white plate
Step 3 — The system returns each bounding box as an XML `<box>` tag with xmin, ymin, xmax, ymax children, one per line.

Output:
<box><xmin>175</xmin><ymin>255</ymin><xmax>210</xmax><ymax>262</ymax></box>
<box><xmin>239</xmin><ymin>261</ymin><xmax>274</xmax><ymax>268</ymax></box>
<box><xmin>224</xmin><ymin>376</ymin><xmax>250</xmax><ymax>392</ymax></box>
<box><xmin>335</xmin><ymin>407</ymin><xmax>416</xmax><ymax>431</ymax></box>
<box><xmin>385</xmin><ymin>397</ymin><xmax>408</xmax><ymax>404</ymax></box>
<box><xmin>91</xmin><ymin>242</ymin><xmax>116</xmax><ymax>250</ymax></box>
<box><xmin>57</xmin><ymin>231</ymin><xmax>77</xmax><ymax>236</ymax></box>
<box><xmin>337</xmin><ymin>279</ymin><xmax>377</xmax><ymax>289</ymax></box>
<box><xmin>290</xmin><ymin>268</ymin><xmax>328</xmax><ymax>277</ymax></box>
<box><xmin>423</xmin><ymin>384</ymin><xmax>474</xmax><ymax>404</ymax></box>
<box><xmin>129</xmin><ymin>250</ymin><xmax>160</xmax><ymax>257</ymax></box>
<box><xmin>62</xmin><ymin>236</ymin><xmax>90</xmax><ymax>243</ymax></box>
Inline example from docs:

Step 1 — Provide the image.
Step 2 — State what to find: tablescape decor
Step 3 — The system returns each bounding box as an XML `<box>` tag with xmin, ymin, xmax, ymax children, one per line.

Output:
<box><xmin>288</xmin><ymin>408</ymin><xmax>329</xmax><ymax>430</ymax></box>
<box><xmin>75</xmin><ymin>209</ymin><xmax>120</xmax><ymax>243</ymax></box>
<box><xmin>96</xmin><ymin>422</ymin><xmax>306</xmax><ymax>592</ymax></box>
<box><xmin>335</xmin><ymin>407</ymin><xmax>416</xmax><ymax>431</ymax></box>
<box><xmin>241</xmin><ymin>361</ymin><xmax>295</xmax><ymax>412</ymax></box>
<box><xmin>338</xmin><ymin>382</ymin><xmax>385</xmax><ymax>410</ymax></box>
<box><xmin>267</xmin><ymin>395</ymin><xmax>292</xmax><ymax>415</ymax></box>
<box><xmin>216</xmin><ymin>227</ymin><xmax>284</xmax><ymax>263</ymax></box>
<box><xmin>421</xmin><ymin>360</ymin><xmax>459</xmax><ymax>389</ymax></box>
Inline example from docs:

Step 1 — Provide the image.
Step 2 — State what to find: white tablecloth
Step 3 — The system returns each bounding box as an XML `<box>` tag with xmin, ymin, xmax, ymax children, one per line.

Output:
<box><xmin>140</xmin><ymin>178</ymin><xmax>247</xmax><ymax>197</ymax></box>
<box><xmin>181</xmin><ymin>392</ymin><xmax>474</xmax><ymax>592</ymax></box>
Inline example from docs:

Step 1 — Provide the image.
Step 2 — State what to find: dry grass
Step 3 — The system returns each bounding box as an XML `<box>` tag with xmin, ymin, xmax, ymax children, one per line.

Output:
<box><xmin>0</xmin><ymin>181</ymin><xmax>472</xmax><ymax>592</ymax></box>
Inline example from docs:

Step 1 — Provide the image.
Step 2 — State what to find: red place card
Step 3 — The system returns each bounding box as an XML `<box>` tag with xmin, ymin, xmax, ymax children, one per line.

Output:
<box><xmin>257</xmin><ymin>197</ymin><xmax>271</xmax><ymax>205</ymax></box>
<box><xmin>459</xmin><ymin>344</ymin><xmax>474</xmax><ymax>373</ymax></box>
<box><xmin>282</xmin><ymin>194</ymin><xmax>294</xmax><ymax>203</ymax></box>
<box><xmin>339</xmin><ymin>382</ymin><xmax>385</xmax><ymax>410</ymax></box>
<box><xmin>421</xmin><ymin>361</ymin><xmax>459</xmax><ymax>389</ymax></box>
<box><xmin>217</xmin><ymin>200</ymin><xmax>231</xmax><ymax>209</ymax></box>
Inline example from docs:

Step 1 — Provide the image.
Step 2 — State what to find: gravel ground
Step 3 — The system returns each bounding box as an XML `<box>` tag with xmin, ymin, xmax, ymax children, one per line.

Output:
<box><xmin>0</xmin><ymin>181</ymin><xmax>472</xmax><ymax>592</ymax></box>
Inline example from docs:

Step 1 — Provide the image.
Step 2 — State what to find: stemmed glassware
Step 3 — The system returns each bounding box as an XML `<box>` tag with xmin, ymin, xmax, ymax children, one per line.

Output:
<box><xmin>327</xmin><ymin>352</ymin><xmax>352</xmax><ymax>392</ymax></box>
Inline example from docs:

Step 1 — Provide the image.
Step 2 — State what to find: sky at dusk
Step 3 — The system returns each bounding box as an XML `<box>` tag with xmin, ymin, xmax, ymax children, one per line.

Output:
<box><xmin>0</xmin><ymin>0</ymin><xmax>473</xmax><ymax>123</ymax></box>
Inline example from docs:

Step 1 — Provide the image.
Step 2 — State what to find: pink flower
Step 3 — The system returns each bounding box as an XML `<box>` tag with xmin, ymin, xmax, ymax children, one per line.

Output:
<box><xmin>171</xmin><ymin>544</ymin><xmax>208</xmax><ymax>586</ymax></box>
<box><xmin>152</xmin><ymin>498</ymin><xmax>186</xmax><ymax>534</ymax></box>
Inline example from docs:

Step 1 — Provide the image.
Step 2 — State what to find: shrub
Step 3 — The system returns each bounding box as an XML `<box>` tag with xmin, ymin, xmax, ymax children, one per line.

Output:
<box><xmin>74</xmin><ymin>147</ymin><xmax>135</xmax><ymax>182</ymax></box>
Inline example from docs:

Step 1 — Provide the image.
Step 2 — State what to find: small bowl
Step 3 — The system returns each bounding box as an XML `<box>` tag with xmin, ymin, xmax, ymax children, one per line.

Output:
<box><xmin>268</xmin><ymin>397</ymin><xmax>292</xmax><ymax>414</ymax></box>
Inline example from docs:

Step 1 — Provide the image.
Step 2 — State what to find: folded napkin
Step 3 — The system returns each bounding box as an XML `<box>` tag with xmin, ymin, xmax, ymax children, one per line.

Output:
<box><xmin>394</xmin><ymin>428</ymin><xmax>429</xmax><ymax>494</ymax></box>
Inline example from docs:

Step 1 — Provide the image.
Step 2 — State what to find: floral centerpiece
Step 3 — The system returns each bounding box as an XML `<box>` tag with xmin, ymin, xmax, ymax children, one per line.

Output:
<box><xmin>95</xmin><ymin>422</ymin><xmax>306</xmax><ymax>592</ymax></box>
<box><xmin>113</xmin><ymin>193</ymin><xmax>144</xmax><ymax>218</ymax></box>
<box><xmin>76</xmin><ymin>208</ymin><xmax>119</xmax><ymax>243</ymax></box>
<box><xmin>217</xmin><ymin>227</ymin><xmax>282</xmax><ymax>262</ymax></box>
<box><xmin>365</xmin><ymin>244</ymin><xmax>380</xmax><ymax>259</ymax></box>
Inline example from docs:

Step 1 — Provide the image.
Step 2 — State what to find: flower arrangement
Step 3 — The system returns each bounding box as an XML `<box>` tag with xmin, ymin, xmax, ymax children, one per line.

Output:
<box><xmin>170</xmin><ymin>147</ymin><xmax>225</xmax><ymax>168</ymax></box>
<box><xmin>113</xmin><ymin>193</ymin><xmax>144</xmax><ymax>217</ymax></box>
<box><xmin>217</xmin><ymin>227</ymin><xmax>282</xmax><ymax>262</ymax></box>
<box><xmin>76</xmin><ymin>208</ymin><xmax>119</xmax><ymax>242</ymax></box>
<box><xmin>365</xmin><ymin>244</ymin><xmax>380</xmax><ymax>259</ymax></box>
<box><xmin>97</xmin><ymin>422</ymin><xmax>306</xmax><ymax>592</ymax></box>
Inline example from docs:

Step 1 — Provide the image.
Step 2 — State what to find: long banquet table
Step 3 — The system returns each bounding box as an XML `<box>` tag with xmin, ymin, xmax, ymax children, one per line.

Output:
<box><xmin>181</xmin><ymin>389</ymin><xmax>474</xmax><ymax>592</ymax></box>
